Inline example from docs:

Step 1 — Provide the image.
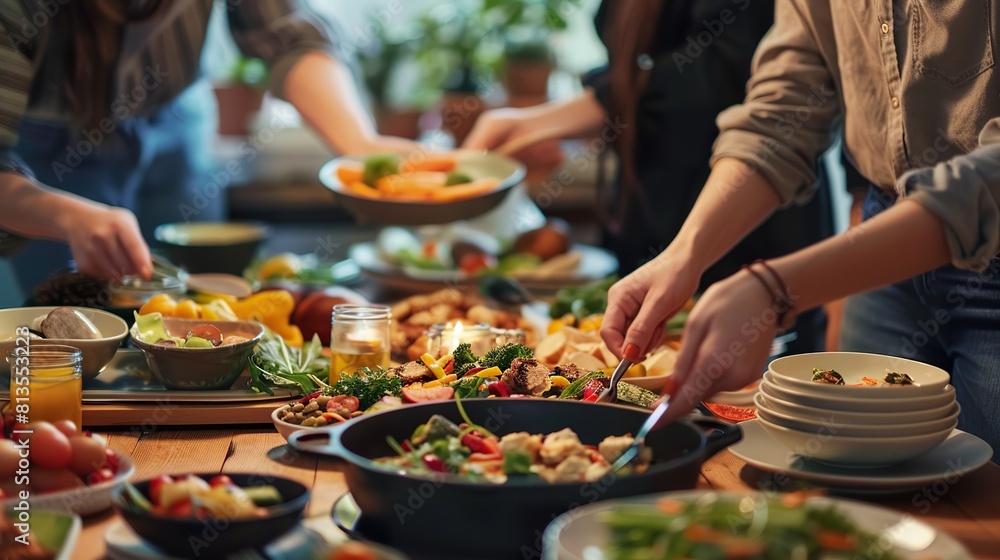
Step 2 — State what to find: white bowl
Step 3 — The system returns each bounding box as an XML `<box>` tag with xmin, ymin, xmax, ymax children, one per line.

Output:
<box><xmin>757</xmin><ymin>381</ymin><xmax>958</xmax><ymax>424</ymax></box>
<box><xmin>0</xmin><ymin>307</ymin><xmax>128</xmax><ymax>381</ymax></box>
<box><xmin>756</xmin><ymin>415</ymin><xmax>956</xmax><ymax>467</ymax></box>
<box><xmin>1</xmin><ymin>450</ymin><xmax>135</xmax><ymax>516</ymax></box>
<box><xmin>761</xmin><ymin>373</ymin><xmax>955</xmax><ymax>412</ymax></box>
<box><xmin>754</xmin><ymin>392</ymin><xmax>961</xmax><ymax>437</ymax></box>
<box><xmin>271</xmin><ymin>404</ymin><xmax>322</xmax><ymax>443</ymax></box>
<box><xmin>767</xmin><ymin>352</ymin><xmax>950</xmax><ymax>397</ymax></box>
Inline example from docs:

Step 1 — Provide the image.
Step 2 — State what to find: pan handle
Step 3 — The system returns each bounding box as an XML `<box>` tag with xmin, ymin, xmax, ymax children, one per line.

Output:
<box><xmin>691</xmin><ymin>416</ymin><xmax>743</xmax><ymax>459</ymax></box>
<box><xmin>288</xmin><ymin>422</ymin><xmax>351</xmax><ymax>459</ymax></box>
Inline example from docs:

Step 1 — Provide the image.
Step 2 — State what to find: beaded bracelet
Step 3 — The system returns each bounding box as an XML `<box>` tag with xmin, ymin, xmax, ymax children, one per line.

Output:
<box><xmin>743</xmin><ymin>260</ymin><xmax>797</xmax><ymax>331</ymax></box>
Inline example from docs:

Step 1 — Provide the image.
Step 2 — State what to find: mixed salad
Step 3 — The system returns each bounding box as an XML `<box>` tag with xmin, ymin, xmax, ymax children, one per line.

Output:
<box><xmin>131</xmin><ymin>312</ymin><xmax>251</xmax><ymax>348</ymax></box>
<box><xmin>375</xmin><ymin>398</ymin><xmax>651</xmax><ymax>484</ymax></box>
<box><xmin>602</xmin><ymin>492</ymin><xmax>903</xmax><ymax>559</ymax></box>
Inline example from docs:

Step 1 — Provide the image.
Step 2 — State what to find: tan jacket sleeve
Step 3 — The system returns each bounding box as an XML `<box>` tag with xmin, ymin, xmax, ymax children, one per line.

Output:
<box><xmin>710</xmin><ymin>0</ymin><xmax>840</xmax><ymax>205</ymax></box>
<box><xmin>900</xmin><ymin>118</ymin><xmax>1000</xmax><ymax>271</ymax></box>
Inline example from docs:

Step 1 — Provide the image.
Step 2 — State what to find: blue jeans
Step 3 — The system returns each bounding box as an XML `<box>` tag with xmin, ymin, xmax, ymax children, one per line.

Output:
<box><xmin>10</xmin><ymin>81</ymin><xmax>222</xmax><ymax>292</ymax></box>
<box><xmin>841</xmin><ymin>187</ymin><xmax>1000</xmax><ymax>461</ymax></box>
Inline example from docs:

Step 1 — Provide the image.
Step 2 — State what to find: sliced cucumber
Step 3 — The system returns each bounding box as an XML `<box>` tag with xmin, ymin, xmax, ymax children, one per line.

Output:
<box><xmin>243</xmin><ymin>485</ymin><xmax>283</xmax><ymax>507</ymax></box>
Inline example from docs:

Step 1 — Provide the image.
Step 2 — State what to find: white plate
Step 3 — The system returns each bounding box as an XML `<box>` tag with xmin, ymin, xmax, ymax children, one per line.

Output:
<box><xmin>757</xmin><ymin>381</ymin><xmax>957</xmax><ymax>423</ymax></box>
<box><xmin>761</xmin><ymin>373</ymin><xmax>956</xmax><ymax>412</ymax></box>
<box><xmin>1</xmin><ymin>450</ymin><xmax>135</xmax><ymax>516</ymax></box>
<box><xmin>349</xmin><ymin>241</ymin><xmax>617</xmax><ymax>292</ymax></box>
<box><xmin>542</xmin><ymin>490</ymin><xmax>972</xmax><ymax>560</ymax></box>
<box><xmin>729</xmin><ymin>419</ymin><xmax>993</xmax><ymax>491</ymax></box>
<box><xmin>768</xmin><ymin>352</ymin><xmax>950</xmax><ymax>397</ymax></box>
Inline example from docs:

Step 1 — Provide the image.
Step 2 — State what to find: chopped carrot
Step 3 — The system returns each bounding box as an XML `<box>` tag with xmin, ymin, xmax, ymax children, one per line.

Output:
<box><xmin>656</xmin><ymin>499</ymin><xmax>685</xmax><ymax>514</ymax></box>
<box><xmin>336</xmin><ymin>161</ymin><xmax>364</xmax><ymax>185</ymax></box>
<box><xmin>375</xmin><ymin>171</ymin><xmax>448</xmax><ymax>194</ymax></box>
<box><xmin>665</xmin><ymin>339</ymin><xmax>682</xmax><ymax>351</ymax></box>
<box><xmin>428</xmin><ymin>177</ymin><xmax>502</xmax><ymax>202</ymax></box>
<box><xmin>343</xmin><ymin>181</ymin><xmax>383</xmax><ymax>199</ymax></box>
<box><xmin>684</xmin><ymin>524</ymin><xmax>724</xmax><ymax>542</ymax></box>
<box><xmin>400</xmin><ymin>153</ymin><xmax>457</xmax><ymax>173</ymax></box>
<box><xmin>817</xmin><ymin>530</ymin><xmax>856</xmax><ymax>550</ymax></box>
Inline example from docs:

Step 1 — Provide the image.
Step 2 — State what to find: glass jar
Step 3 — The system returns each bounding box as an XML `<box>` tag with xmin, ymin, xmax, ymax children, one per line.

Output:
<box><xmin>426</xmin><ymin>322</ymin><xmax>526</xmax><ymax>358</ymax></box>
<box><xmin>330</xmin><ymin>304</ymin><xmax>391</xmax><ymax>384</ymax></box>
<box><xmin>7</xmin><ymin>344</ymin><xmax>83</xmax><ymax>429</ymax></box>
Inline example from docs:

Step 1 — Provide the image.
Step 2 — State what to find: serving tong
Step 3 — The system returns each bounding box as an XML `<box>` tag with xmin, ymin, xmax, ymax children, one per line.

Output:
<box><xmin>596</xmin><ymin>343</ymin><xmax>673</xmax><ymax>471</ymax></box>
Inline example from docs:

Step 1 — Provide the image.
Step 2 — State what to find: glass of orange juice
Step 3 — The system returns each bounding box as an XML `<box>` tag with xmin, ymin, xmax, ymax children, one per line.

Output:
<box><xmin>7</xmin><ymin>344</ymin><xmax>83</xmax><ymax>429</ymax></box>
<box><xmin>330</xmin><ymin>304</ymin><xmax>391</xmax><ymax>384</ymax></box>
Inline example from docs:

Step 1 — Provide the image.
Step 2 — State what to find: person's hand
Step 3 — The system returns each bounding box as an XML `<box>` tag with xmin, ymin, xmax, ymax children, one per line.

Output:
<box><xmin>601</xmin><ymin>250</ymin><xmax>701</xmax><ymax>359</ymax></box>
<box><xmin>64</xmin><ymin>205</ymin><xmax>152</xmax><ymax>281</ymax></box>
<box><xmin>463</xmin><ymin>109</ymin><xmax>564</xmax><ymax>177</ymax></box>
<box><xmin>655</xmin><ymin>269</ymin><xmax>777</xmax><ymax>424</ymax></box>
<box><xmin>353</xmin><ymin>135</ymin><xmax>423</xmax><ymax>155</ymax></box>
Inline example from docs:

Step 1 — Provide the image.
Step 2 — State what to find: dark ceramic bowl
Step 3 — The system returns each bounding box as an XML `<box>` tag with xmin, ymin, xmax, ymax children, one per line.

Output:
<box><xmin>154</xmin><ymin>222</ymin><xmax>270</xmax><ymax>275</ymax></box>
<box><xmin>112</xmin><ymin>473</ymin><xmax>309</xmax><ymax>558</ymax></box>
<box><xmin>129</xmin><ymin>317</ymin><xmax>263</xmax><ymax>390</ymax></box>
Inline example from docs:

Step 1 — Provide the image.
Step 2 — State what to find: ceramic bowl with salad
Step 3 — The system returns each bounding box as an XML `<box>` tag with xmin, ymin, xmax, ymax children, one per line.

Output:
<box><xmin>129</xmin><ymin>312</ymin><xmax>264</xmax><ymax>390</ymax></box>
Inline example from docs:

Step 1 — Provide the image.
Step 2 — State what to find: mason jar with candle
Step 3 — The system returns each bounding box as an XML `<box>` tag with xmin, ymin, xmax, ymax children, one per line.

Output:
<box><xmin>7</xmin><ymin>344</ymin><xmax>83</xmax><ymax>429</ymax></box>
<box><xmin>330</xmin><ymin>304</ymin><xmax>391</xmax><ymax>383</ymax></box>
<box><xmin>426</xmin><ymin>321</ymin><xmax>526</xmax><ymax>358</ymax></box>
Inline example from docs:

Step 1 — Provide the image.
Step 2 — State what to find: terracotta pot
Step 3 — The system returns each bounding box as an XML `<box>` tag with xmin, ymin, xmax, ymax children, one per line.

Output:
<box><xmin>213</xmin><ymin>85</ymin><xmax>264</xmax><ymax>136</ymax></box>
<box><xmin>439</xmin><ymin>91</ymin><xmax>485</xmax><ymax>145</ymax></box>
<box><xmin>502</xmin><ymin>60</ymin><xmax>553</xmax><ymax>97</ymax></box>
<box><xmin>374</xmin><ymin>107</ymin><xmax>424</xmax><ymax>139</ymax></box>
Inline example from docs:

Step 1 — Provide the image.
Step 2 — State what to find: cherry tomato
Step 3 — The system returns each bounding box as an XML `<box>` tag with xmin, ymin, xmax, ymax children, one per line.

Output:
<box><xmin>0</xmin><ymin>439</ymin><xmax>21</xmax><ymax>478</ymax></box>
<box><xmin>86</xmin><ymin>467</ymin><xmax>115</xmax><ymax>485</ymax></box>
<box><xmin>104</xmin><ymin>449</ymin><xmax>120</xmax><ymax>473</ymax></box>
<box><xmin>67</xmin><ymin>435</ymin><xmax>107</xmax><ymax>477</ymax></box>
<box><xmin>187</xmin><ymin>324</ymin><xmax>223</xmax><ymax>346</ymax></box>
<box><xmin>169</xmin><ymin>498</ymin><xmax>194</xmax><ymax>518</ymax></box>
<box><xmin>149</xmin><ymin>474</ymin><xmax>174</xmax><ymax>505</ymax></box>
<box><xmin>26</xmin><ymin>422</ymin><xmax>72</xmax><ymax>469</ymax></box>
<box><xmin>209</xmin><ymin>475</ymin><xmax>233</xmax><ymax>488</ymax></box>
<box><xmin>459</xmin><ymin>252</ymin><xmax>497</xmax><ymax>276</ymax></box>
<box><xmin>328</xmin><ymin>395</ymin><xmax>360</xmax><ymax>413</ymax></box>
<box><xmin>51</xmin><ymin>420</ymin><xmax>79</xmax><ymax>438</ymax></box>
<box><xmin>328</xmin><ymin>541</ymin><xmax>379</xmax><ymax>560</ymax></box>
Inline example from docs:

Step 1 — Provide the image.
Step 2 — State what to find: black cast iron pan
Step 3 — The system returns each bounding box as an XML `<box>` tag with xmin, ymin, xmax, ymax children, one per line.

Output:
<box><xmin>289</xmin><ymin>399</ymin><xmax>742</xmax><ymax>559</ymax></box>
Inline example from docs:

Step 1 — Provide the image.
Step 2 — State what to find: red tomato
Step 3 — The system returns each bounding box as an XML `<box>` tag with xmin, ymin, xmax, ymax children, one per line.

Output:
<box><xmin>327</xmin><ymin>395</ymin><xmax>360</xmax><ymax>413</ymax></box>
<box><xmin>459</xmin><ymin>252</ymin><xmax>497</xmax><ymax>276</ymax></box>
<box><xmin>188</xmin><ymin>324</ymin><xmax>223</xmax><ymax>346</ymax></box>
<box><xmin>26</xmin><ymin>422</ymin><xmax>72</xmax><ymax>469</ymax></box>
<box><xmin>209</xmin><ymin>475</ymin><xmax>233</xmax><ymax>488</ymax></box>
<box><xmin>149</xmin><ymin>474</ymin><xmax>174</xmax><ymax>505</ymax></box>
<box><xmin>104</xmin><ymin>449</ymin><xmax>120</xmax><ymax>473</ymax></box>
<box><xmin>0</xmin><ymin>440</ymin><xmax>21</xmax><ymax>478</ymax></box>
<box><xmin>86</xmin><ymin>467</ymin><xmax>115</xmax><ymax>485</ymax></box>
<box><xmin>67</xmin><ymin>435</ymin><xmax>107</xmax><ymax>477</ymax></box>
<box><xmin>51</xmin><ymin>420</ymin><xmax>78</xmax><ymax>438</ymax></box>
<box><xmin>169</xmin><ymin>498</ymin><xmax>193</xmax><ymax>518</ymax></box>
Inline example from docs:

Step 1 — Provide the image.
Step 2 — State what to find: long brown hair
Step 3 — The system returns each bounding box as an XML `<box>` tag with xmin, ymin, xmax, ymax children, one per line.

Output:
<box><xmin>58</xmin><ymin>0</ymin><xmax>167</xmax><ymax>126</ymax></box>
<box><xmin>600</xmin><ymin>0</ymin><xmax>664</xmax><ymax>231</ymax></box>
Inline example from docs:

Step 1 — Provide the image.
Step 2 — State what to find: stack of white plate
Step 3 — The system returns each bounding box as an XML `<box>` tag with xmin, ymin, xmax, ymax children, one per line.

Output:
<box><xmin>755</xmin><ymin>352</ymin><xmax>958</xmax><ymax>467</ymax></box>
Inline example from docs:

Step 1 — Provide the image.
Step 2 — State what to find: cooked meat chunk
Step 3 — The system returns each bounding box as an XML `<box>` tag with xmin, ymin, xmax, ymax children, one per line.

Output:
<box><xmin>498</xmin><ymin>432</ymin><xmax>543</xmax><ymax>459</ymax></box>
<box><xmin>552</xmin><ymin>363</ymin><xmax>584</xmax><ymax>382</ymax></box>
<box><xmin>811</xmin><ymin>368</ymin><xmax>844</xmax><ymax>385</ymax></box>
<box><xmin>884</xmin><ymin>371</ymin><xmax>914</xmax><ymax>385</ymax></box>
<box><xmin>390</xmin><ymin>361</ymin><xmax>433</xmax><ymax>384</ymax></box>
<box><xmin>538</xmin><ymin>453</ymin><xmax>591</xmax><ymax>483</ymax></box>
<box><xmin>598</xmin><ymin>435</ymin><xmax>636</xmax><ymax>463</ymax></box>
<box><xmin>585</xmin><ymin>462</ymin><xmax>611</xmax><ymax>482</ymax></box>
<box><xmin>502</xmin><ymin>357</ymin><xmax>552</xmax><ymax>395</ymax></box>
<box><xmin>539</xmin><ymin>428</ymin><xmax>582</xmax><ymax>465</ymax></box>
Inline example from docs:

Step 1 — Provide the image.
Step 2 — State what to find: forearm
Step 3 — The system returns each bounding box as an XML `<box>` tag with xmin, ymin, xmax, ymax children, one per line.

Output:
<box><xmin>667</xmin><ymin>157</ymin><xmax>783</xmax><ymax>273</ymax></box>
<box><xmin>283</xmin><ymin>52</ymin><xmax>386</xmax><ymax>155</ymax></box>
<box><xmin>515</xmin><ymin>89</ymin><xmax>608</xmax><ymax>138</ymax></box>
<box><xmin>0</xmin><ymin>172</ymin><xmax>88</xmax><ymax>243</ymax></box>
<box><xmin>770</xmin><ymin>199</ymin><xmax>950</xmax><ymax>311</ymax></box>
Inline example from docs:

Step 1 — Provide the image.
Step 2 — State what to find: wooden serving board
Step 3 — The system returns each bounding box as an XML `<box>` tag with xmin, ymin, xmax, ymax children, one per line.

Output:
<box><xmin>83</xmin><ymin>398</ymin><xmax>292</xmax><ymax>427</ymax></box>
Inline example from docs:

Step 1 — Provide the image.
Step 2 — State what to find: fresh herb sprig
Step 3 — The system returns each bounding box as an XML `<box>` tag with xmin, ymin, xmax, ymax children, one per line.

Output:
<box><xmin>331</xmin><ymin>367</ymin><xmax>403</xmax><ymax>409</ymax></box>
<box><xmin>249</xmin><ymin>330</ymin><xmax>330</xmax><ymax>395</ymax></box>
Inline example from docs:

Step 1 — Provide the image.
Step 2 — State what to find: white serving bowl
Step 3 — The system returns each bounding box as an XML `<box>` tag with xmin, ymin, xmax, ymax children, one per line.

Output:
<box><xmin>754</xmin><ymin>392</ymin><xmax>961</xmax><ymax>437</ymax></box>
<box><xmin>0</xmin><ymin>306</ymin><xmax>128</xmax><ymax>381</ymax></box>
<box><xmin>756</xmin><ymin>415</ymin><xmax>956</xmax><ymax>467</ymax></box>
<box><xmin>761</xmin><ymin>373</ymin><xmax>955</xmax><ymax>412</ymax></box>
<box><xmin>767</xmin><ymin>352</ymin><xmax>950</xmax><ymax>397</ymax></box>
<box><xmin>271</xmin><ymin>404</ymin><xmax>321</xmax><ymax>443</ymax></box>
<box><xmin>757</xmin><ymin>381</ymin><xmax>958</xmax><ymax>424</ymax></box>
<box><xmin>1</xmin><ymin>449</ymin><xmax>135</xmax><ymax>516</ymax></box>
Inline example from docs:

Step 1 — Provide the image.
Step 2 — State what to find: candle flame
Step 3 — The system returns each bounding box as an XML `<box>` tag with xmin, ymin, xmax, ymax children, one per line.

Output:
<box><xmin>454</xmin><ymin>321</ymin><xmax>464</xmax><ymax>335</ymax></box>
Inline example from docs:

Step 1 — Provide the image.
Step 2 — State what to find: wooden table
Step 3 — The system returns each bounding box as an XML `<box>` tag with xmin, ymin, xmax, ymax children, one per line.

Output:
<box><xmin>74</xmin><ymin>427</ymin><xmax>1000</xmax><ymax>560</ymax></box>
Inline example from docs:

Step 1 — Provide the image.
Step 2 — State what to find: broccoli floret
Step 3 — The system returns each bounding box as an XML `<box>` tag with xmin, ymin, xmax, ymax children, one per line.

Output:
<box><xmin>480</xmin><ymin>344</ymin><xmax>533</xmax><ymax>372</ymax></box>
<box><xmin>452</xmin><ymin>343</ymin><xmax>478</xmax><ymax>368</ymax></box>
<box><xmin>445</xmin><ymin>172</ymin><xmax>473</xmax><ymax>186</ymax></box>
<box><xmin>363</xmin><ymin>154</ymin><xmax>400</xmax><ymax>187</ymax></box>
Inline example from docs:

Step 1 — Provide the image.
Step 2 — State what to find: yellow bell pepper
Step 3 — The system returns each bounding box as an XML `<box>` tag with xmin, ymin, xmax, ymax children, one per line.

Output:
<box><xmin>436</xmin><ymin>354</ymin><xmax>453</xmax><ymax>368</ymax></box>
<box><xmin>474</xmin><ymin>366</ymin><xmax>503</xmax><ymax>378</ymax></box>
<box><xmin>423</xmin><ymin>374</ymin><xmax>457</xmax><ymax>388</ymax></box>
<box><xmin>549</xmin><ymin>375</ymin><xmax>570</xmax><ymax>388</ymax></box>
<box><xmin>229</xmin><ymin>290</ymin><xmax>302</xmax><ymax>346</ymax></box>
<box><xmin>421</xmin><ymin>353</ymin><xmax>447</xmax><ymax>379</ymax></box>
<box><xmin>174</xmin><ymin>299</ymin><xmax>200</xmax><ymax>319</ymax></box>
<box><xmin>139</xmin><ymin>294</ymin><xmax>178</xmax><ymax>317</ymax></box>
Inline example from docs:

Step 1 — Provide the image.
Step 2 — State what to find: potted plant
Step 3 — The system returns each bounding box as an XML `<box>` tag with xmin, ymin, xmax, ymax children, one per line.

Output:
<box><xmin>213</xmin><ymin>56</ymin><xmax>269</xmax><ymax>136</ymax></box>
<box><xmin>359</xmin><ymin>24</ymin><xmax>438</xmax><ymax>139</ymax></box>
